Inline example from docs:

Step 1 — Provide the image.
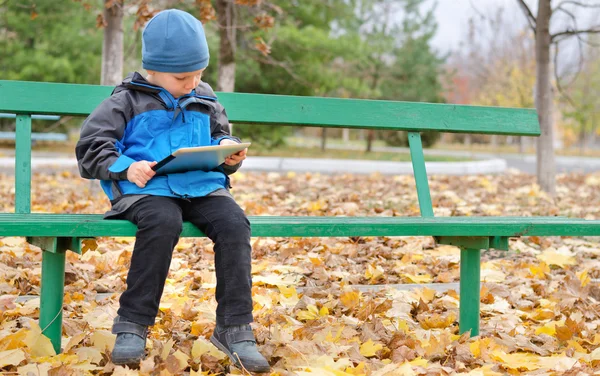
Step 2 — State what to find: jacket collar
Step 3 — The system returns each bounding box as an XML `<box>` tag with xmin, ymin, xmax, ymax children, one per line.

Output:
<box><xmin>116</xmin><ymin>72</ymin><xmax>218</xmax><ymax>101</ymax></box>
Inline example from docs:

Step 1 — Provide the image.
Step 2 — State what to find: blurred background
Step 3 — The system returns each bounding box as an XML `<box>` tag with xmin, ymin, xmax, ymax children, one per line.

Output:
<box><xmin>1</xmin><ymin>0</ymin><xmax>599</xmax><ymax>192</ymax></box>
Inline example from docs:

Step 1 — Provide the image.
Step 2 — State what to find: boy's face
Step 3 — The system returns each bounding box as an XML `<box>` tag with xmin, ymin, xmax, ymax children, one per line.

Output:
<box><xmin>146</xmin><ymin>69</ymin><xmax>205</xmax><ymax>98</ymax></box>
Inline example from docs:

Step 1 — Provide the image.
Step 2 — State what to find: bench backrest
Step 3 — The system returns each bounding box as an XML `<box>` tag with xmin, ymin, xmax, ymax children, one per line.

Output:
<box><xmin>0</xmin><ymin>80</ymin><xmax>540</xmax><ymax>217</ymax></box>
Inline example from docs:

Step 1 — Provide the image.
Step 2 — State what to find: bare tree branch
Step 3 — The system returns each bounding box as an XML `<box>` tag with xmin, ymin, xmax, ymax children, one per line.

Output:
<box><xmin>552</xmin><ymin>27</ymin><xmax>600</xmax><ymax>41</ymax></box>
<box><xmin>252</xmin><ymin>54</ymin><xmax>315</xmax><ymax>89</ymax></box>
<box><xmin>516</xmin><ymin>0</ymin><xmax>537</xmax><ymax>33</ymax></box>
<box><xmin>556</xmin><ymin>0</ymin><xmax>600</xmax><ymax>8</ymax></box>
<box><xmin>468</xmin><ymin>0</ymin><xmax>487</xmax><ymax>19</ymax></box>
<box><xmin>554</xmin><ymin>5</ymin><xmax>578</xmax><ymax>27</ymax></box>
<box><xmin>553</xmin><ymin>40</ymin><xmax>577</xmax><ymax>107</ymax></box>
<box><xmin>44</xmin><ymin>116</ymin><xmax>74</xmax><ymax>133</ymax></box>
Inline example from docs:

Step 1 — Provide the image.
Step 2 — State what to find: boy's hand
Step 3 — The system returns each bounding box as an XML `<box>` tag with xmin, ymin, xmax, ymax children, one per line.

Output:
<box><xmin>220</xmin><ymin>139</ymin><xmax>247</xmax><ymax>166</ymax></box>
<box><xmin>127</xmin><ymin>161</ymin><xmax>157</xmax><ymax>188</ymax></box>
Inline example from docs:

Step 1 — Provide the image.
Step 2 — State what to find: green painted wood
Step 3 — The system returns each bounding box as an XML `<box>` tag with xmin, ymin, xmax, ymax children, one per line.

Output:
<box><xmin>489</xmin><ymin>236</ymin><xmax>509</xmax><ymax>251</ymax></box>
<box><xmin>435</xmin><ymin>236</ymin><xmax>490</xmax><ymax>250</ymax></box>
<box><xmin>27</xmin><ymin>237</ymin><xmax>83</xmax><ymax>255</ymax></box>
<box><xmin>437</xmin><ymin>235</ymin><xmax>509</xmax><ymax>251</ymax></box>
<box><xmin>0</xmin><ymin>80</ymin><xmax>540</xmax><ymax>135</ymax></box>
<box><xmin>460</xmin><ymin>248</ymin><xmax>481</xmax><ymax>336</ymax></box>
<box><xmin>40</xmin><ymin>247</ymin><xmax>66</xmax><ymax>354</ymax></box>
<box><xmin>408</xmin><ymin>132</ymin><xmax>434</xmax><ymax>218</ymax></box>
<box><xmin>2</xmin><ymin>214</ymin><xmax>600</xmax><ymax>237</ymax></box>
<box><xmin>15</xmin><ymin>115</ymin><xmax>31</xmax><ymax>214</ymax></box>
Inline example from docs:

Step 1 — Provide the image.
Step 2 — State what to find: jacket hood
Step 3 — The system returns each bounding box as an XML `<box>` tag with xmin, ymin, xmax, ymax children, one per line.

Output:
<box><xmin>113</xmin><ymin>72</ymin><xmax>217</xmax><ymax>99</ymax></box>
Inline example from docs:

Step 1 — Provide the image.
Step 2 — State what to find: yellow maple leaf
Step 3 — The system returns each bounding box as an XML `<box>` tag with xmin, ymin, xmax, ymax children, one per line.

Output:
<box><xmin>161</xmin><ymin>338</ymin><xmax>175</xmax><ymax>360</ymax></box>
<box><xmin>419</xmin><ymin>312</ymin><xmax>457</xmax><ymax>329</ymax></box>
<box><xmin>0</xmin><ymin>349</ymin><xmax>26</xmax><ymax>368</ymax></box>
<box><xmin>81</xmin><ymin>238</ymin><xmax>98</xmax><ymax>254</ymax></box>
<box><xmin>190</xmin><ymin>321</ymin><xmax>203</xmax><ymax>336</ymax></box>
<box><xmin>64</xmin><ymin>332</ymin><xmax>87</xmax><ymax>353</ymax></box>
<box><xmin>490</xmin><ymin>351</ymin><xmax>540</xmax><ymax>371</ymax></box>
<box><xmin>17</xmin><ymin>363</ymin><xmax>52</xmax><ymax>375</ymax></box>
<box><xmin>277</xmin><ymin>285</ymin><xmax>300</xmax><ymax>308</ymax></box>
<box><xmin>91</xmin><ymin>330</ymin><xmax>116</xmax><ymax>353</ymax></box>
<box><xmin>0</xmin><ymin>328</ymin><xmax>27</xmax><ymax>351</ymax></box>
<box><xmin>344</xmin><ymin>361</ymin><xmax>367</xmax><ymax>375</ymax></box>
<box><xmin>409</xmin><ymin>357</ymin><xmax>428</xmax><ymax>367</ymax></box>
<box><xmin>166</xmin><ymin>350</ymin><xmax>189</xmax><ymax>374</ymax></box>
<box><xmin>537</xmin><ymin>355</ymin><xmax>578</xmax><ymax>371</ymax></box>
<box><xmin>297</xmin><ymin>304</ymin><xmax>327</xmax><ymax>321</ymax></box>
<box><xmin>529</xmin><ymin>262</ymin><xmax>550</xmax><ymax>278</ymax></box>
<box><xmin>464</xmin><ymin>364</ymin><xmax>503</xmax><ymax>375</ymax></box>
<box><xmin>340</xmin><ymin>290</ymin><xmax>361</xmax><ymax>310</ymax></box>
<box><xmin>307</xmin><ymin>200</ymin><xmax>326</xmax><ymax>212</ymax></box>
<box><xmin>566</xmin><ymin>340</ymin><xmax>586</xmax><ymax>353</ymax></box>
<box><xmin>414</xmin><ymin>287</ymin><xmax>436</xmax><ymax>303</ymax></box>
<box><xmin>469</xmin><ymin>339</ymin><xmax>484</xmax><ymax>358</ymax></box>
<box><xmin>23</xmin><ymin>323</ymin><xmax>56</xmax><ymax>357</ymax></box>
<box><xmin>576</xmin><ymin>269</ymin><xmax>591</xmax><ymax>287</ymax></box>
<box><xmin>359</xmin><ymin>339</ymin><xmax>384</xmax><ymax>357</ymax></box>
<box><xmin>536</xmin><ymin>249</ymin><xmax>576</xmax><ymax>268</ymax></box>
<box><xmin>535</xmin><ymin>321</ymin><xmax>559</xmax><ymax>336</ymax></box>
<box><xmin>191</xmin><ymin>337</ymin><xmax>225</xmax><ymax>361</ymax></box>
<box><xmin>404</xmin><ymin>273</ymin><xmax>432</xmax><ymax>284</ymax></box>
<box><xmin>365</xmin><ymin>264</ymin><xmax>385</xmax><ymax>282</ymax></box>
<box><xmin>325</xmin><ymin>327</ymin><xmax>344</xmax><ymax>343</ymax></box>
<box><xmin>76</xmin><ymin>347</ymin><xmax>103</xmax><ymax>365</ymax></box>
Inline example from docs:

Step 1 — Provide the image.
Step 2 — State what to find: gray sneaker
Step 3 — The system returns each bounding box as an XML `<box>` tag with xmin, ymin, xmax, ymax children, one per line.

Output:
<box><xmin>111</xmin><ymin>316</ymin><xmax>148</xmax><ymax>365</ymax></box>
<box><xmin>210</xmin><ymin>324</ymin><xmax>270</xmax><ymax>373</ymax></box>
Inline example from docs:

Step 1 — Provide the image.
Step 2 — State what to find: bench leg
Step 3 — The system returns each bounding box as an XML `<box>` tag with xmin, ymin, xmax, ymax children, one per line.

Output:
<box><xmin>40</xmin><ymin>248</ymin><xmax>66</xmax><ymax>354</ymax></box>
<box><xmin>460</xmin><ymin>248</ymin><xmax>481</xmax><ymax>336</ymax></box>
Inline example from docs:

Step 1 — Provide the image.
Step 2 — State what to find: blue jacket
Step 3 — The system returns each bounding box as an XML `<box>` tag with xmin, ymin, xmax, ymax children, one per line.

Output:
<box><xmin>76</xmin><ymin>72</ymin><xmax>241</xmax><ymax>201</ymax></box>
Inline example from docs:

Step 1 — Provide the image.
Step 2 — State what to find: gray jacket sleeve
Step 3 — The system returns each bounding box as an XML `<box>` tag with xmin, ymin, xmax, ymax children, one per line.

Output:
<box><xmin>75</xmin><ymin>93</ymin><xmax>130</xmax><ymax>181</ymax></box>
<box><xmin>212</xmin><ymin>102</ymin><xmax>244</xmax><ymax>175</ymax></box>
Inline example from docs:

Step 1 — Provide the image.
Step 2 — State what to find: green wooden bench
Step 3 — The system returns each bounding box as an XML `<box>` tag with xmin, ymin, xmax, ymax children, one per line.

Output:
<box><xmin>2</xmin><ymin>80</ymin><xmax>599</xmax><ymax>354</ymax></box>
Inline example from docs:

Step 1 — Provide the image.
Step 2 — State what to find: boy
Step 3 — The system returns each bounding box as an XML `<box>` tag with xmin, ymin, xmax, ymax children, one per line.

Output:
<box><xmin>75</xmin><ymin>9</ymin><xmax>270</xmax><ymax>373</ymax></box>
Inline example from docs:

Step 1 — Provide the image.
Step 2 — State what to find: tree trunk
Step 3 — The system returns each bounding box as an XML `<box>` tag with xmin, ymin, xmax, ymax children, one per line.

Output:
<box><xmin>101</xmin><ymin>0</ymin><xmax>124</xmax><ymax>86</ymax></box>
<box><xmin>535</xmin><ymin>0</ymin><xmax>556</xmax><ymax>195</ymax></box>
<box><xmin>366</xmin><ymin>130</ymin><xmax>374</xmax><ymax>152</ymax></box>
<box><xmin>342</xmin><ymin>128</ymin><xmax>350</xmax><ymax>142</ymax></box>
<box><xmin>490</xmin><ymin>135</ymin><xmax>498</xmax><ymax>149</ymax></box>
<box><xmin>519</xmin><ymin>136</ymin><xmax>525</xmax><ymax>153</ymax></box>
<box><xmin>215</xmin><ymin>0</ymin><xmax>236</xmax><ymax>92</ymax></box>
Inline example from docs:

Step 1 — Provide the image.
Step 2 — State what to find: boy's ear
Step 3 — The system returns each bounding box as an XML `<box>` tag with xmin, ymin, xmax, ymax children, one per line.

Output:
<box><xmin>146</xmin><ymin>70</ymin><xmax>156</xmax><ymax>76</ymax></box>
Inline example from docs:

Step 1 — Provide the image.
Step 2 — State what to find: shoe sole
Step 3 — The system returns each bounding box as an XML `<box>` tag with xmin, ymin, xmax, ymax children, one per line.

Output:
<box><xmin>210</xmin><ymin>335</ymin><xmax>270</xmax><ymax>374</ymax></box>
<box><xmin>111</xmin><ymin>355</ymin><xmax>143</xmax><ymax>366</ymax></box>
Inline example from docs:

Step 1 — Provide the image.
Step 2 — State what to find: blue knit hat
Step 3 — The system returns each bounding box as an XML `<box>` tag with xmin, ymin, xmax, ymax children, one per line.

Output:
<box><xmin>142</xmin><ymin>9</ymin><xmax>209</xmax><ymax>73</ymax></box>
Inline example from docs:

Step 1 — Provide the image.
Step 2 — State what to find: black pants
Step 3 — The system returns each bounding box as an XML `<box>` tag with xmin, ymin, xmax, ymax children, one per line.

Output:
<box><xmin>113</xmin><ymin>195</ymin><xmax>253</xmax><ymax>327</ymax></box>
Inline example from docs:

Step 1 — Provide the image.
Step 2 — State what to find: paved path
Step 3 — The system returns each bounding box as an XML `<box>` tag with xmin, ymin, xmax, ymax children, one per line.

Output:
<box><xmin>289</xmin><ymin>140</ymin><xmax>600</xmax><ymax>174</ymax></box>
<box><xmin>0</xmin><ymin>154</ymin><xmax>507</xmax><ymax>176</ymax></box>
<box><xmin>1</xmin><ymin>146</ymin><xmax>599</xmax><ymax>175</ymax></box>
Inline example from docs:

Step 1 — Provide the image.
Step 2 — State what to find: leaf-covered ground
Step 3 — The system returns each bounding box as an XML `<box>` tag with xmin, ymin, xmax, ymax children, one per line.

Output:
<box><xmin>1</xmin><ymin>170</ymin><xmax>600</xmax><ymax>375</ymax></box>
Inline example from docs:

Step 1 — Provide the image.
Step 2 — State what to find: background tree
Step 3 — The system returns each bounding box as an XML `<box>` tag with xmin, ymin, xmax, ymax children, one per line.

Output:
<box><xmin>517</xmin><ymin>0</ymin><xmax>600</xmax><ymax>195</ymax></box>
<box><xmin>0</xmin><ymin>0</ymin><xmax>101</xmax><ymax>83</ymax></box>
<box><xmin>377</xmin><ymin>0</ymin><xmax>446</xmax><ymax>149</ymax></box>
<box><xmin>95</xmin><ymin>0</ymin><xmax>155</xmax><ymax>85</ymax></box>
<box><xmin>0</xmin><ymin>0</ymin><xmax>103</xmax><ymax>133</ymax></box>
<box><xmin>561</xmin><ymin>41</ymin><xmax>600</xmax><ymax>153</ymax></box>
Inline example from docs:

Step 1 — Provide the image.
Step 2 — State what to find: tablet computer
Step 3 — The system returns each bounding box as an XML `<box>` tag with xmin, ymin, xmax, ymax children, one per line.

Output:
<box><xmin>152</xmin><ymin>142</ymin><xmax>251</xmax><ymax>175</ymax></box>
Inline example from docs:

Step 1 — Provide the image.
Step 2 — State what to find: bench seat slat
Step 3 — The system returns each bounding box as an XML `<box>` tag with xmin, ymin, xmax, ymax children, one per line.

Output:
<box><xmin>0</xmin><ymin>214</ymin><xmax>598</xmax><ymax>237</ymax></box>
